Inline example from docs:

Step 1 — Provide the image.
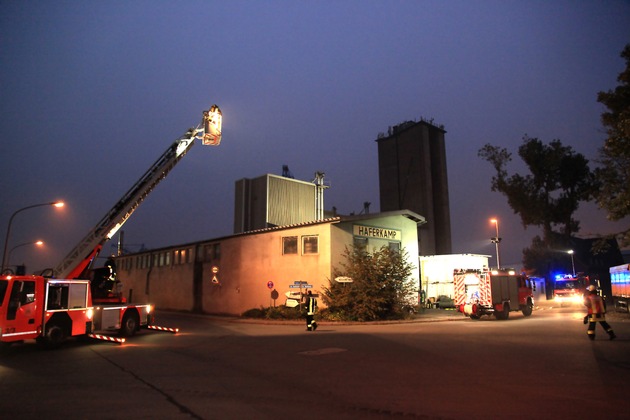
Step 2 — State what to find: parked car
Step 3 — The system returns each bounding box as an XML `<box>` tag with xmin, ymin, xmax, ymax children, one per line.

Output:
<box><xmin>435</xmin><ymin>295</ymin><xmax>455</xmax><ymax>309</ymax></box>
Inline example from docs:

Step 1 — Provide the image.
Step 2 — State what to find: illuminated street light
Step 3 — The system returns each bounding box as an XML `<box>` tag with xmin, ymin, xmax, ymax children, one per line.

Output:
<box><xmin>1</xmin><ymin>201</ymin><xmax>64</xmax><ymax>272</ymax></box>
<box><xmin>568</xmin><ymin>250</ymin><xmax>575</xmax><ymax>276</ymax></box>
<box><xmin>6</xmin><ymin>240</ymin><xmax>44</xmax><ymax>272</ymax></box>
<box><xmin>490</xmin><ymin>218</ymin><xmax>501</xmax><ymax>269</ymax></box>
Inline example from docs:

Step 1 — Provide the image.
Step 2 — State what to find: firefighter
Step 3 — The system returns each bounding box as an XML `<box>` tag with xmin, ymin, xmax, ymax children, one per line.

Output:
<box><xmin>305</xmin><ymin>290</ymin><xmax>318</xmax><ymax>331</ymax></box>
<box><xmin>583</xmin><ymin>285</ymin><xmax>616</xmax><ymax>340</ymax></box>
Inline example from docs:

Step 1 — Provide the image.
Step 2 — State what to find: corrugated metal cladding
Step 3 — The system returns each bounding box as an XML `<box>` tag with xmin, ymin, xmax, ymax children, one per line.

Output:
<box><xmin>267</xmin><ymin>175</ymin><xmax>316</xmax><ymax>226</ymax></box>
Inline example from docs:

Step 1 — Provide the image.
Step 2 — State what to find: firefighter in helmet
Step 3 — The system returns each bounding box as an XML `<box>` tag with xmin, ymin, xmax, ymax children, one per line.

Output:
<box><xmin>583</xmin><ymin>285</ymin><xmax>616</xmax><ymax>340</ymax></box>
<box><xmin>305</xmin><ymin>290</ymin><xmax>318</xmax><ymax>331</ymax></box>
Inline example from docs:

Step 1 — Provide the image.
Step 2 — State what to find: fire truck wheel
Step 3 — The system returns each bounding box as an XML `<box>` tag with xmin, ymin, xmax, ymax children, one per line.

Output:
<box><xmin>43</xmin><ymin>324</ymin><xmax>65</xmax><ymax>349</ymax></box>
<box><xmin>522</xmin><ymin>303</ymin><xmax>533</xmax><ymax>317</ymax></box>
<box><xmin>496</xmin><ymin>303</ymin><xmax>510</xmax><ymax>320</ymax></box>
<box><xmin>469</xmin><ymin>314</ymin><xmax>481</xmax><ymax>320</ymax></box>
<box><xmin>120</xmin><ymin>312</ymin><xmax>139</xmax><ymax>337</ymax></box>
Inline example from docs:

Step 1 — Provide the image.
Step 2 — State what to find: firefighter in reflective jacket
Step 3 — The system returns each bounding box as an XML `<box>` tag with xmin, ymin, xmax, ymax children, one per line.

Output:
<box><xmin>305</xmin><ymin>290</ymin><xmax>318</xmax><ymax>331</ymax></box>
<box><xmin>583</xmin><ymin>285</ymin><xmax>616</xmax><ymax>340</ymax></box>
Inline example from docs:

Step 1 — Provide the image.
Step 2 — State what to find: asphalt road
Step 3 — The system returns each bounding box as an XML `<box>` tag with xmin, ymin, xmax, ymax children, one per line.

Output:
<box><xmin>1</xmin><ymin>304</ymin><xmax>629</xmax><ymax>419</ymax></box>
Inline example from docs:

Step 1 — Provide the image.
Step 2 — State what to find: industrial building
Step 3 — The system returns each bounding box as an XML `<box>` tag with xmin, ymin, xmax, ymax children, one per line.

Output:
<box><xmin>376</xmin><ymin>118</ymin><xmax>452</xmax><ymax>255</ymax></box>
<box><xmin>115</xmin><ymin>209</ymin><xmax>424</xmax><ymax>315</ymax></box>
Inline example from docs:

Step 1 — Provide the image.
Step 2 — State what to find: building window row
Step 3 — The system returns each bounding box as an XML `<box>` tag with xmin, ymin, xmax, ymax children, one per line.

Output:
<box><xmin>282</xmin><ymin>235</ymin><xmax>319</xmax><ymax>255</ymax></box>
<box><xmin>117</xmin><ymin>243</ymin><xmax>222</xmax><ymax>270</ymax></box>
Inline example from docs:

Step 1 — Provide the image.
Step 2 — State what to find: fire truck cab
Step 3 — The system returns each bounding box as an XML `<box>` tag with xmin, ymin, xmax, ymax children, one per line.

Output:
<box><xmin>1</xmin><ymin>275</ymin><xmax>153</xmax><ymax>348</ymax></box>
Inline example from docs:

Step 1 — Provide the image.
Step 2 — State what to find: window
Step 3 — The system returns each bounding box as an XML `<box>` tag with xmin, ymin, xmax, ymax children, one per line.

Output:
<box><xmin>47</xmin><ymin>284</ymin><xmax>68</xmax><ymax>310</ymax></box>
<box><xmin>20</xmin><ymin>281</ymin><xmax>35</xmax><ymax>304</ymax></box>
<box><xmin>354</xmin><ymin>237</ymin><xmax>367</xmax><ymax>252</ymax></box>
<box><xmin>302</xmin><ymin>236</ymin><xmax>319</xmax><ymax>254</ymax></box>
<box><xmin>283</xmin><ymin>236</ymin><xmax>298</xmax><ymax>255</ymax></box>
<box><xmin>8</xmin><ymin>280</ymin><xmax>36</xmax><ymax>312</ymax></box>
<box><xmin>142</xmin><ymin>254</ymin><xmax>150</xmax><ymax>268</ymax></box>
<box><xmin>175</xmin><ymin>248</ymin><xmax>193</xmax><ymax>264</ymax></box>
<box><xmin>0</xmin><ymin>280</ymin><xmax>8</xmax><ymax>304</ymax></box>
<box><xmin>203</xmin><ymin>244</ymin><xmax>213</xmax><ymax>262</ymax></box>
<box><xmin>388</xmin><ymin>242</ymin><xmax>400</xmax><ymax>253</ymax></box>
<box><xmin>203</xmin><ymin>243</ymin><xmax>221</xmax><ymax>262</ymax></box>
<box><xmin>68</xmin><ymin>282</ymin><xmax>88</xmax><ymax>309</ymax></box>
<box><xmin>121</xmin><ymin>257</ymin><xmax>131</xmax><ymax>271</ymax></box>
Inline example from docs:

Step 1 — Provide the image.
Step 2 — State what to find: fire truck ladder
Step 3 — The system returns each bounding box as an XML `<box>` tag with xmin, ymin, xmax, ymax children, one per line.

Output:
<box><xmin>53</xmin><ymin>104</ymin><xmax>222</xmax><ymax>279</ymax></box>
<box><xmin>53</xmin><ymin>128</ymin><xmax>203</xmax><ymax>279</ymax></box>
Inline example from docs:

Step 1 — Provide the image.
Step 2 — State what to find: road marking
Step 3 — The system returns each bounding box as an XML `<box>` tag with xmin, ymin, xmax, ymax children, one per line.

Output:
<box><xmin>299</xmin><ymin>347</ymin><xmax>347</xmax><ymax>356</ymax></box>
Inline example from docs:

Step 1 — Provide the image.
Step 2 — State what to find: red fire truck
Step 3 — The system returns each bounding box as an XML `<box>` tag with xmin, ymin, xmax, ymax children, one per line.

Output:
<box><xmin>552</xmin><ymin>273</ymin><xmax>588</xmax><ymax>307</ymax></box>
<box><xmin>0</xmin><ymin>105</ymin><xmax>222</xmax><ymax>348</ymax></box>
<box><xmin>454</xmin><ymin>268</ymin><xmax>534</xmax><ymax>320</ymax></box>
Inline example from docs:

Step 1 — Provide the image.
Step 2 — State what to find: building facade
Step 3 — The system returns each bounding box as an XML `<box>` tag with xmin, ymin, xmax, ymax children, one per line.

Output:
<box><xmin>376</xmin><ymin>119</ymin><xmax>452</xmax><ymax>255</ymax></box>
<box><xmin>115</xmin><ymin>210</ymin><xmax>425</xmax><ymax>316</ymax></box>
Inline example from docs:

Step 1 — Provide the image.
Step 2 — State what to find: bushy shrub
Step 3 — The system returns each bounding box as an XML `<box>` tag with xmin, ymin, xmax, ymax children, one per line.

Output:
<box><xmin>322</xmin><ymin>245</ymin><xmax>416</xmax><ymax>321</ymax></box>
<box><xmin>241</xmin><ymin>305</ymin><xmax>303</xmax><ymax>320</ymax></box>
<box><xmin>241</xmin><ymin>307</ymin><xmax>265</xmax><ymax>318</ymax></box>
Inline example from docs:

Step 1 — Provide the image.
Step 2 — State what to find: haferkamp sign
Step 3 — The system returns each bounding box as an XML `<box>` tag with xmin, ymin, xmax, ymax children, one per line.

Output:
<box><xmin>353</xmin><ymin>224</ymin><xmax>401</xmax><ymax>240</ymax></box>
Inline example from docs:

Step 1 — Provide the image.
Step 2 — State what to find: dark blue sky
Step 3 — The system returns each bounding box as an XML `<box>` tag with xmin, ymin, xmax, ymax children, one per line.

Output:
<box><xmin>1</xmin><ymin>0</ymin><xmax>629</xmax><ymax>272</ymax></box>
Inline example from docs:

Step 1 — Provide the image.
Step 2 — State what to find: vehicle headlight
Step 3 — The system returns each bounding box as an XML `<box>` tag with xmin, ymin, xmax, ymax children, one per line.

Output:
<box><xmin>86</xmin><ymin>308</ymin><xmax>94</xmax><ymax>320</ymax></box>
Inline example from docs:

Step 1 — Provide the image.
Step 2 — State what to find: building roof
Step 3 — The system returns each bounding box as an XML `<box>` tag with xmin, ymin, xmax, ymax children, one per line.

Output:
<box><xmin>116</xmin><ymin>210</ymin><xmax>426</xmax><ymax>257</ymax></box>
<box><xmin>338</xmin><ymin>209</ymin><xmax>426</xmax><ymax>226</ymax></box>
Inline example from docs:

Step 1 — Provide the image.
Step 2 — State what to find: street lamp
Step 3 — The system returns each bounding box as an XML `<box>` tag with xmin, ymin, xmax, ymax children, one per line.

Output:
<box><xmin>1</xmin><ymin>201</ymin><xmax>64</xmax><ymax>272</ymax></box>
<box><xmin>6</xmin><ymin>240</ymin><xmax>44</xmax><ymax>272</ymax></box>
<box><xmin>568</xmin><ymin>250</ymin><xmax>575</xmax><ymax>276</ymax></box>
<box><xmin>490</xmin><ymin>218</ymin><xmax>501</xmax><ymax>269</ymax></box>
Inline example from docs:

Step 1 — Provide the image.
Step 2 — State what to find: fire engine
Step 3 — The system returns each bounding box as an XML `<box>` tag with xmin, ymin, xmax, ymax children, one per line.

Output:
<box><xmin>610</xmin><ymin>264</ymin><xmax>630</xmax><ymax>313</ymax></box>
<box><xmin>552</xmin><ymin>273</ymin><xmax>587</xmax><ymax>307</ymax></box>
<box><xmin>0</xmin><ymin>105</ymin><xmax>222</xmax><ymax>348</ymax></box>
<box><xmin>454</xmin><ymin>268</ymin><xmax>534</xmax><ymax>320</ymax></box>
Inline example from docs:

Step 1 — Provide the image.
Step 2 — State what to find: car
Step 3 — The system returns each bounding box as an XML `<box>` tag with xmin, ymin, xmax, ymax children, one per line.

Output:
<box><xmin>435</xmin><ymin>295</ymin><xmax>455</xmax><ymax>309</ymax></box>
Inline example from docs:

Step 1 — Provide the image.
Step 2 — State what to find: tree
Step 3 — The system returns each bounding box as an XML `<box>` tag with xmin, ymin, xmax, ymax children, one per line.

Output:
<box><xmin>596</xmin><ymin>43</ymin><xmax>630</xmax><ymax>246</ymax></box>
<box><xmin>321</xmin><ymin>245</ymin><xmax>416</xmax><ymax>321</ymax></box>
<box><xmin>478</xmin><ymin>136</ymin><xmax>598</xmax><ymax>244</ymax></box>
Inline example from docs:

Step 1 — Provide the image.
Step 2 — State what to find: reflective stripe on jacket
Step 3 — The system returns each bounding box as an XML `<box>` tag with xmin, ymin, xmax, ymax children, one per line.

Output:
<box><xmin>307</xmin><ymin>296</ymin><xmax>317</xmax><ymax>315</ymax></box>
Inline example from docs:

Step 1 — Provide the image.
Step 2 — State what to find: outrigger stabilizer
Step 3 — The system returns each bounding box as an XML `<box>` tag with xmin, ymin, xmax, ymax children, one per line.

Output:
<box><xmin>88</xmin><ymin>324</ymin><xmax>179</xmax><ymax>345</ymax></box>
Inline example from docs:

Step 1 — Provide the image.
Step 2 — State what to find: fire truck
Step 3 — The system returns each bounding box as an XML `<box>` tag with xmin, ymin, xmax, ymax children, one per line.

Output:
<box><xmin>552</xmin><ymin>273</ymin><xmax>588</xmax><ymax>307</ymax></box>
<box><xmin>610</xmin><ymin>264</ymin><xmax>630</xmax><ymax>313</ymax></box>
<box><xmin>454</xmin><ymin>268</ymin><xmax>534</xmax><ymax>320</ymax></box>
<box><xmin>0</xmin><ymin>105</ymin><xmax>222</xmax><ymax>348</ymax></box>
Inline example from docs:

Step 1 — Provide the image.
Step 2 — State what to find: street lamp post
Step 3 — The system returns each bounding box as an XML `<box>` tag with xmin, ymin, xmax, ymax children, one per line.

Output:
<box><xmin>490</xmin><ymin>218</ymin><xmax>501</xmax><ymax>269</ymax></box>
<box><xmin>568</xmin><ymin>250</ymin><xmax>575</xmax><ymax>276</ymax></box>
<box><xmin>6</xmin><ymin>240</ymin><xmax>44</xmax><ymax>272</ymax></box>
<box><xmin>1</xmin><ymin>201</ymin><xmax>64</xmax><ymax>272</ymax></box>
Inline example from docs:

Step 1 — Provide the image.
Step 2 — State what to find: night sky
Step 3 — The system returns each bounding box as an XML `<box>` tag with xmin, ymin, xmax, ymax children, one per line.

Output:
<box><xmin>1</xmin><ymin>1</ymin><xmax>629</xmax><ymax>273</ymax></box>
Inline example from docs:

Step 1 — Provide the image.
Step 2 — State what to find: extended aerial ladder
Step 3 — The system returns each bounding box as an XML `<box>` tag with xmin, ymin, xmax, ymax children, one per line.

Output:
<box><xmin>53</xmin><ymin>105</ymin><xmax>222</xmax><ymax>280</ymax></box>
